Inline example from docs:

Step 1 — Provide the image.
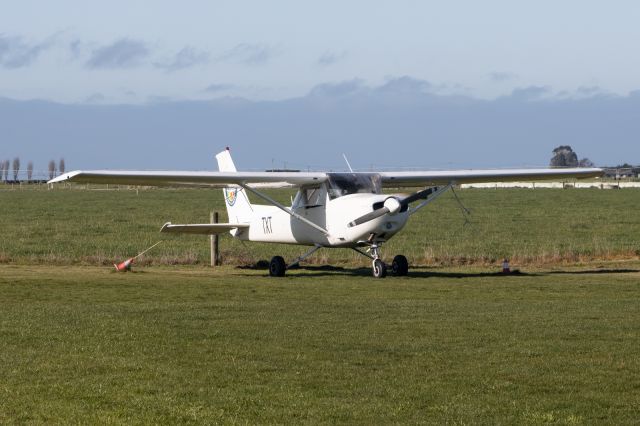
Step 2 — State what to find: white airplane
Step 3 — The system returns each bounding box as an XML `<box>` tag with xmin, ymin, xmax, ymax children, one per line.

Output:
<box><xmin>49</xmin><ymin>148</ymin><xmax>602</xmax><ymax>278</ymax></box>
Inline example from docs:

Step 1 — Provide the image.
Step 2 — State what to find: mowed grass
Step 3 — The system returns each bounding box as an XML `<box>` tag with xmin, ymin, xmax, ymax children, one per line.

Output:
<box><xmin>1</xmin><ymin>265</ymin><xmax>639</xmax><ymax>423</ymax></box>
<box><xmin>1</xmin><ymin>185</ymin><xmax>639</xmax><ymax>266</ymax></box>
<box><xmin>1</xmin><ymin>187</ymin><xmax>640</xmax><ymax>423</ymax></box>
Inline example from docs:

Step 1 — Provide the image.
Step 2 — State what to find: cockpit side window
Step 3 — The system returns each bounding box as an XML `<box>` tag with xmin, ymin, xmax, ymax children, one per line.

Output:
<box><xmin>327</xmin><ymin>173</ymin><xmax>382</xmax><ymax>200</ymax></box>
<box><xmin>293</xmin><ymin>185</ymin><xmax>325</xmax><ymax>208</ymax></box>
<box><xmin>305</xmin><ymin>187</ymin><xmax>323</xmax><ymax>205</ymax></box>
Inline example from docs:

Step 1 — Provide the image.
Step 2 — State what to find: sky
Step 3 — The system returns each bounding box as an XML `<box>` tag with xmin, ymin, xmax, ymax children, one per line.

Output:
<box><xmin>1</xmin><ymin>1</ymin><xmax>639</xmax><ymax>173</ymax></box>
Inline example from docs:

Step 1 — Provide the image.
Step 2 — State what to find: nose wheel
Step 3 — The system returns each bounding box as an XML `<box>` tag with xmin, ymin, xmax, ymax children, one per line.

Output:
<box><xmin>356</xmin><ymin>245</ymin><xmax>409</xmax><ymax>278</ymax></box>
<box><xmin>372</xmin><ymin>258</ymin><xmax>387</xmax><ymax>278</ymax></box>
<box><xmin>370</xmin><ymin>245</ymin><xmax>386</xmax><ymax>278</ymax></box>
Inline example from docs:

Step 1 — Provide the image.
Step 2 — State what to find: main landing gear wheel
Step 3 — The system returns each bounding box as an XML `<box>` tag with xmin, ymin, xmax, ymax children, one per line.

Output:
<box><xmin>372</xmin><ymin>259</ymin><xmax>387</xmax><ymax>278</ymax></box>
<box><xmin>269</xmin><ymin>256</ymin><xmax>286</xmax><ymax>277</ymax></box>
<box><xmin>391</xmin><ymin>255</ymin><xmax>409</xmax><ymax>276</ymax></box>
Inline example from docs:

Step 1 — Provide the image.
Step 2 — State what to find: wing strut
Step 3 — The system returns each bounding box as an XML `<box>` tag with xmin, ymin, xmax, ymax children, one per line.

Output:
<box><xmin>240</xmin><ymin>184</ymin><xmax>331</xmax><ymax>236</ymax></box>
<box><xmin>408</xmin><ymin>183</ymin><xmax>454</xmax><ymax>215</ymax></box>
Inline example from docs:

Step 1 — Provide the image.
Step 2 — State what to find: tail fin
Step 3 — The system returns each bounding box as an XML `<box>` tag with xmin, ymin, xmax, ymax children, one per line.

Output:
<box><xmin>215</xmin><ymin>148</ymin><xmax>253</xmax><ymax>224</ymax></box>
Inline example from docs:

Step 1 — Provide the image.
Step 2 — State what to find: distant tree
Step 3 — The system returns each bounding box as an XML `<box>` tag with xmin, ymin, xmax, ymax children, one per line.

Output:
<box><xmin>578</xmin><ymin>158</ymin><xmax>595</xmax><ymax>168</ymax></box>
<box><xmin>59</xmin><ymin>158</ymin><xmax>65</xmax><ymax>175</ymax></box>
<box><xmin>0</xmin><ymin>161</ymin><xmax>4</xmax><ymax>182</ymax></box>
<box><xmin>550</xmin><ymin>146</ymin><xmax>579</xmax><ymax>167</ymax></box>
<box><xmin>48</xmin><ymin>160</ymin><xmax>57</xmax><ymax>180</ymax></box>
<box><xmin>3</xmin><ymin>160</ymin><xmax>10</xmax><ymax>181</ymax></box>
<box><xmin>27</xmin><ymin>161</ymin><xmax>34</xmax><ymax>182</ymax></box>
<box><xmin>12</xmin><ymin>157</ymin><xmax>20</xmax><ymax>181</ymax></box>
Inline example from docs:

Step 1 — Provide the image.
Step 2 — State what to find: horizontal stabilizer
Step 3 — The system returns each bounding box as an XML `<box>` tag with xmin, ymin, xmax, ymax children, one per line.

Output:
<box><xmin>160</xmin><ymin>222</ymin><xmax>249</xmax><ymax>235</ymax></box>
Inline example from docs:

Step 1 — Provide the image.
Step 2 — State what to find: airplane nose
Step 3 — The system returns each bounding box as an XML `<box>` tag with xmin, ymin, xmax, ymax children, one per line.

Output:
<box><xmin>383</xmin><ymin>197</ymin><xmax>402</xmax><ymax>214</ymax></box>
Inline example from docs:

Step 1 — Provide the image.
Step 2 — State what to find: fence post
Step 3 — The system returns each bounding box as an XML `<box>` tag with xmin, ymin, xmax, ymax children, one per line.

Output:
<box><xmin>211</xmin><ymin>211</ymin><xmax>219</xmax><ymax>267</ymax></box>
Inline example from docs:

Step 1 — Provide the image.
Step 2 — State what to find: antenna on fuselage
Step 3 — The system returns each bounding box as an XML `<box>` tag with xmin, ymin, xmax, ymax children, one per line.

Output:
<box><xmin>342</xmin><ymin>154</ymin><xmax>354</xmax><ymax>173</ymax></box>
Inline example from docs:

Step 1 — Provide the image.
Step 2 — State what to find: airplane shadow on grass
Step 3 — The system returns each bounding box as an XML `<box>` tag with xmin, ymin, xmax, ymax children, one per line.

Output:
<box><xmin>295</xmin><ymin>266</ymin><xmax>640</xmax><ymax>278</ymax></box>
<box><xmin>238</xmin><ymin>264</ymin><xmax>640</xmax><ymax>279</ymax></box>
<box><xmin>293</xmin><ymin>267</ymin><xmax>540</xmax><ymax>279</ymax></box>
<box><xmin>543</xmin><ymin>268</ymin><xmax>639</xmax><ymax>275</ymax></box>
<box><xmin>238</xmin><ymin>265</ymin><xmax>537</xmax><ymax>279</ymax></box>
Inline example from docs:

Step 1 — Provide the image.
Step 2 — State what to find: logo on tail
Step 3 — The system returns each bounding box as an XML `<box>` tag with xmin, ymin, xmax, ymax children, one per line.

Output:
<box><xmin>224</xmin><ymin>188</ymin><xmax>238</xmax><ymax>206</ymax></box>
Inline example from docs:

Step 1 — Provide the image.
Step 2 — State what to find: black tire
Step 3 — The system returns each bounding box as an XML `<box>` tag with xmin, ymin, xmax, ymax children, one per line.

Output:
<box><xmin>269</xmin><ymin>256</ymin><xmax>286</xmax><ymax>277</ymax></box>
<box><xmin>391</xmin><ymin>255</ymin><xmax>409</xmax><ymax>276</ymax></box>
<box><xmin>372</xmin><ymin>259</ymin><xmax>387</xmax><ymax>278</ymax></box>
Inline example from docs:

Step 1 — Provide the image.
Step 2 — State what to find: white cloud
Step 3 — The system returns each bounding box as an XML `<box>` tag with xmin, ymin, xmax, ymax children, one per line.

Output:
<box><xmin>217</xmin><ymin>43</ymin><xmax>278</xmax><ymax>65</ymax></box>
<box><xmin>86</xmin><ymin>39</ymin><xmax>149</xmax><ymax>69</ymax></box>
<box><xmin>155</xmin><ymin>47</ymin><xmax>209</xmax><ymax>72</ymax></box>
<box><xmin>203</xmin><ymin>83</ymin><xmax>234</xmax><ymax>93</ymax></box>
<box><xmin>0</xmin><ymin>34</ymin><xmax>51</xmax><ymax>68</ymax></box>
<box><xmin>317</xmin><ymin>50</ymin><xmax>347</xmax><ymax>67</ymax></box>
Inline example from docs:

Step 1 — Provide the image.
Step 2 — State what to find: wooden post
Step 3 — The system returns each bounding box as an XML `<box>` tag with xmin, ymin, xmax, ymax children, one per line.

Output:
<box><xmin>211</xmin><ymin>211</ymin><xmax>219</xmax><ymax>267</ymax></box>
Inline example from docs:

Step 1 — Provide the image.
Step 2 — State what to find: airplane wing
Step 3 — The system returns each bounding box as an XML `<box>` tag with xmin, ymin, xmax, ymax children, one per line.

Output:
<box><xmin>160</xmin><ymin>222</ymin><xmax>249</xmax><ymax>235</ymax></box>
<box><xmin>48</xmin><ymin>170</ymin><xmax>327</xmax><ymax>188</ymax></box>
<box><xmin>378</xmin><ymin>168</ymin><xmax>603</xmax><ymax>187</ymax></box>
<box><xmin>49</xmin><ymin>167</ymin><xmax>603</xmax><ymax>189</ymax></box>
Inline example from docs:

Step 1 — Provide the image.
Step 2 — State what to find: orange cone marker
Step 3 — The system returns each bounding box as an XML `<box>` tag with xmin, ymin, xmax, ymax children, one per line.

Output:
<box><xmin>113</xmin><ymin>241</ymin><xmax>162</xmax><ymax>272</ymax></box>
<box><xmin>114</xmin><ymin>258</ymin><xmax>134</xmax><ymax>272</ymax></box>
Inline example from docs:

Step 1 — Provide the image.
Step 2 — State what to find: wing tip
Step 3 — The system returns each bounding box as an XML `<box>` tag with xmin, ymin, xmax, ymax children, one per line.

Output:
<box><xmin>47</xmin><ymin>170</ymin><xmax>82</xmax><ymax>184</ymax></box>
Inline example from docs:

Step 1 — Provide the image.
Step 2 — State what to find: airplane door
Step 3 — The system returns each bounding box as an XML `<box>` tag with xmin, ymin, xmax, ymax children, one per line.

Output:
<box><xmin>291</xmin><ymin>186</ymin><xmax>328</xmax><ymax>243</ymax></box>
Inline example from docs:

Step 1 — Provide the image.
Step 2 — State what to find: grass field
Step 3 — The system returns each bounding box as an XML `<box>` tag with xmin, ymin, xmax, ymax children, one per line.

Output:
<box><xmin>1</xmin><ymin>264</ymin><xmax>639</xmax><ymax>423</ymax></box>
<box><xmin>1</xmin><ymin>185</ymin><xmax>639</xmax><ymax>267</ymax></box>
<box><xmin>1</xmin><ymin>186</ymin><xmax>639</xmax><ymax>423</ymax></box>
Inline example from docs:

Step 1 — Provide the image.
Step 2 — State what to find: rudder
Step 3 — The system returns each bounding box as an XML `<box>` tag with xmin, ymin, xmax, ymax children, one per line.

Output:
<box><xmin>215</xmin><ymin>148</ymin><xmax>253</xmax><ymax>224</ymax></box>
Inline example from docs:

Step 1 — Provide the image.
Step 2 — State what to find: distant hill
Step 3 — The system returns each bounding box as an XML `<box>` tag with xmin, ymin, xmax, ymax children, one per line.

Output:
<box><xmin>1</xmin><ymin>81</ymin><xmax>640</xmax><ymax>171</ymax></box>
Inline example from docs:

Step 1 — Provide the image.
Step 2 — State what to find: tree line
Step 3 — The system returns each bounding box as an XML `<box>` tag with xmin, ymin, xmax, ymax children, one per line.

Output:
<box><xmin>0</xmin><ymin>158</ymin><xmax>66</xmax><ymax>183</ymax></box>
<box><xmin>549</xmin><ymin>146</ymin><xmax>595</xmax><ymax>168</ymax></box>
<box><xmin>1</xmin><ymin>148</ymin><xmax>635</xmax><ymax>182</ymax></box>
<box><xmin>550</xmin><ymin>146</ymin><xmax>638</xmax><ymax>177</ymax></box>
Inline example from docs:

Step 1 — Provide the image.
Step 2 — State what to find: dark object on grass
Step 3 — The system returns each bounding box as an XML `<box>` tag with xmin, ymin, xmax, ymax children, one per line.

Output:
<box><xmin>502</xmin><ymin>259</ymin><xmax>511</xmax><ymax>274</ymax></box>
<box><xmin>255</xmin><ymin>260</ymin><xmax>269</xmax><ymax>269</ymax></box>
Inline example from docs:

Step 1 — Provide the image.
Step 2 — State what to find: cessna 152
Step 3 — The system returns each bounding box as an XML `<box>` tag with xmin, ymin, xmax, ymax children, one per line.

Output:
<box><xmin>49</xmin><ymin>148</ymin><xmax>602</xmax><ymax>278</ymax></box>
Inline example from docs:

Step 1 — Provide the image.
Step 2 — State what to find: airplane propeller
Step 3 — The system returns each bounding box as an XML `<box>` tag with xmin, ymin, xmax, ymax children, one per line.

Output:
<box><xmin>347</xmin><ymin>187</ymin><xmax>436</xmax><ymax>228</ymax></box>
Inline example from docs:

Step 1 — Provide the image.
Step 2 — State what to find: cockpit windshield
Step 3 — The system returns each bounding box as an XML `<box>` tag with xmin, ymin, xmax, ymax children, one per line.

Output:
<box><xmin>327</xmin><ymin>173</ymin><xmax>382</xmax><ymax>199</ymax></box>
